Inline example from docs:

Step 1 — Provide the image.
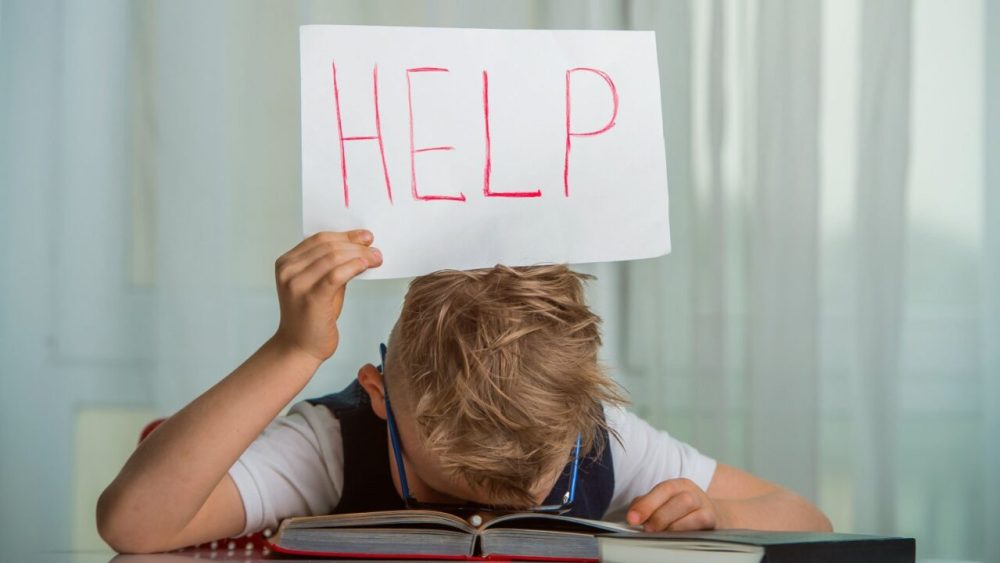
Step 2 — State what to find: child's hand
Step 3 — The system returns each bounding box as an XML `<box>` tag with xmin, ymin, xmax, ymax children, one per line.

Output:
<box><xmin>272</xmin><ymin>230</ymin><xmax>382</xmax><ymax>363</ymax></box>
<box><xmin>626</xmin><ymin>478</ymin><xmax>728</xmax><ymax>532</ymax></box>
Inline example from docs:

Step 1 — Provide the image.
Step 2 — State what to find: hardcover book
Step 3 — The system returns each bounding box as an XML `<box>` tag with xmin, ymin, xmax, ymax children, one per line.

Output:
<box><xmin>599</xmin><ymin>529</ymin><xmax>915</xmax><ymax>563</ymax></box>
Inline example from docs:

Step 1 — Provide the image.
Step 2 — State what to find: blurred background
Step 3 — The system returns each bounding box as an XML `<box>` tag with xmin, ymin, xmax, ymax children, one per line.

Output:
<box><xmin>1</xmin><ymin>0</ymin><xmax>997</xmax><ymax>561</ymax></box>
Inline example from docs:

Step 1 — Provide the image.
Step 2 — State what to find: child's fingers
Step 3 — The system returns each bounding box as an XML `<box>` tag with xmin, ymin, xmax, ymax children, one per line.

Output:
<box><xmin>641</xmin><ymin>491</ymin><xmax>701</xmax><ymax>531</ymax></box>
<box><xmin>661</xmin><ymin>507</ymin><xmax>716</xmax><ymax>531</ymax></box>
<box><xmin>344</xmin><ymin>229</ymin><xmax>374</xmax><ymax>245</ymax></box>
<box><xmin>626</xmin><ymin>479</ymin><xmax>690</xmax><ymax>526</ymax></box>
<box><xmin>294</xmin><ymin>246</ymin><xmax>382</xmax><ymax>290</ymax></box>
<box><xmin>308</xmin><ymin>229</ymin><xmax>373</xmax><ymax>247</ymax></box>
<box><xmin>279</xmin><ymin>230</ymin><xmax>373</xmax><ymax>265</ymax></box>
<box><xmin>280</xmin><ymin>241</ymin><xmax>378</xmax><ymax>282</ymax></box>
<box><xmin>314</xmin><ymin>257</ymin><xmax>372</xmax><ymax>294</ymax></box>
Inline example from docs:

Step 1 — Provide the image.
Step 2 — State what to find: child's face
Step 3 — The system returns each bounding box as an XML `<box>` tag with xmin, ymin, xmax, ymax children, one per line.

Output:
<box><xmin>389</xmin><ymin>404</ymin><xmax>563</xmax><ymax>507</ymax></box>
<box><xmin>357</xmin><ymin>363</ymin><xmax>561</xmax><ymax>508</ymax></box>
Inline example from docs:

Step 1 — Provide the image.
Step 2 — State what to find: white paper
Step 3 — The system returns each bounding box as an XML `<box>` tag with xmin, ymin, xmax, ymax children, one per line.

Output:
<box><xmin>300</xmin><ymin>25</ymin><xmax>670</xmax><ymax>279</ymax></box>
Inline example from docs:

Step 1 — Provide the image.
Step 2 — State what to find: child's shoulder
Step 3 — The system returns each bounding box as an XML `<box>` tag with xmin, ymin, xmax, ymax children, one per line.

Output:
<box><xmin>602</xmin><ymin>403</ymin><xmax>643</xmax><ymax>433</ymax></box>
<box><xmin>286</xmin><ymin>398</ymin><xmax>343</xmax><ymax>436</ymax></box>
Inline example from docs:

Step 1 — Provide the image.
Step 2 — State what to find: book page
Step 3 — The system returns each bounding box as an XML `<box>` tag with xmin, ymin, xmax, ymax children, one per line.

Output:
<box><xmin>481</xmin><ymin>512</ymin><xmax>638</xmax><ymax>534</ymax></box>
<box><xmin>282</xmin><ymin>509</ymin><xmax>475</xmax><ymax>533</ymax></box>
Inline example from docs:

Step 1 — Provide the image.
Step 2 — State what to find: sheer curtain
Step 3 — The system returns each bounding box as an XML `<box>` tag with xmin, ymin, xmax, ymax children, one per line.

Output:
<box><xmin>1</xmin><ymin>1</ymin><xmax>996</xmax><ymax>561</ymax></box>
<box><xmin>622</xmin><ymin>1</ymin><xmax>998</xmax><ymax>561</ymax></box>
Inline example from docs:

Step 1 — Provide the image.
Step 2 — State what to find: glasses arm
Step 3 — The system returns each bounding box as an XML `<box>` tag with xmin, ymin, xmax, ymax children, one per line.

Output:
<box><xmin>566</xmin><ymin>434</ymin><xmax>581</xmax><ymax>504</ymax></box>
<box><xmin>381</xmin><ymin>342</ymin><xmax>413</xmax><ymax>502</ymax></box>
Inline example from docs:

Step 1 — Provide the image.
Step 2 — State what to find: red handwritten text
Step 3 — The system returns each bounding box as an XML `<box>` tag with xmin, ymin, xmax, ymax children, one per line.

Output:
<box><xmin>482</xmin><ymin>71</ymin><xmax>542</xmax><ymax>198</ymax></box>
<box><xmin>407</xmin><ymin>67</ymin><xmax>466</xmax><ymax>202</ymax></box>
<box><xmin>332</xmin><ymin>62</ymin><xmax>393</xmax><ymax>207</ymax></box>
<box><xmin>331</xmin><ymin>63</ymin><xmax>618</xmax><ymax>206</ymax></box>
<box><xmin>564</xmin><ymin>67</ymin><xmax>619</xmax><ymax>197</ymax></box>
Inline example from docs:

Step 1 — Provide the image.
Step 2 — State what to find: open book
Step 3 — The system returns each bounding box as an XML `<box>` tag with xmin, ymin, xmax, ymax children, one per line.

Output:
<box><xmin>266</xmin><ymin>509</ymin><xmax>637</xmax><ymax>561</ymax></box>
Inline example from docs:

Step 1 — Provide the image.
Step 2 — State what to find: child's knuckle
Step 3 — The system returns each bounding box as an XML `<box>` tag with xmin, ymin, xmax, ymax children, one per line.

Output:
<box><xmin>288</xmin><ymin>276</ymin><xmax>310</xmax><ymax>295</ymax></box>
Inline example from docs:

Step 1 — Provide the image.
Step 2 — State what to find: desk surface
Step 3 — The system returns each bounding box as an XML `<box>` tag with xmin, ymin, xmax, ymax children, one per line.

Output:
<box><xmin>36</xmin><ymin>550</ymin><xmax>525</xmax><ymax>563</ymax></box>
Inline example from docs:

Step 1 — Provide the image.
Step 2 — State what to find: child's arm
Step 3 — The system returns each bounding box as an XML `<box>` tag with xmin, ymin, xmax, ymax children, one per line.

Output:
<box><xmin>625</xmin><ymin>464</ymin><xmax>833</xmax><ymax>532</ymax></box>
<box><xmin>96</xmin><ymin>230</ymin><xmax>381</xmax><ymax>553</ymax></box>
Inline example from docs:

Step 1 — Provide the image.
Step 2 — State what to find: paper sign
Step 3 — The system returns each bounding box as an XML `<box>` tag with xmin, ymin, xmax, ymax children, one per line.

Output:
<box><xmin>300</xmin><ymin>25</ymin><xmax>670</xmax><ymax>279</ymax></box>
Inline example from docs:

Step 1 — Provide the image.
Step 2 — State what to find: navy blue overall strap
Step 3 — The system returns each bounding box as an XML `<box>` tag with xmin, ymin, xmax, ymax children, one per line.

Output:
<box><xmin>306</xmin><ymin>380</ymin><xmax>405</xmax><ymax>513</ymax></box>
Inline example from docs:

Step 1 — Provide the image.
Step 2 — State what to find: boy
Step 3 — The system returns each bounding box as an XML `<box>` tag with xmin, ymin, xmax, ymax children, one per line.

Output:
<box><xmin>97</xmin><ymin>230</ymin><xmax>831</xmax><ymax>554</ymax></box>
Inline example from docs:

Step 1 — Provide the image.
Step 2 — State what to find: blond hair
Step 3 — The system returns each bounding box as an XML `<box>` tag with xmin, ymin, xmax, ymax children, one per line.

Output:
<box><xmin>386</xmin><ymin>264</ymin><xmax>628</xmax><ymax>507</ymax></box>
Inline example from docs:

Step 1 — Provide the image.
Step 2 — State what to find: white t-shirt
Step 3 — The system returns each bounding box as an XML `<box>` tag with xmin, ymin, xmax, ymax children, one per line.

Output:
<box><xmin>228</xmin><ymin>401</ymin><xmax>717</xmax><ymax>536</ymax></box>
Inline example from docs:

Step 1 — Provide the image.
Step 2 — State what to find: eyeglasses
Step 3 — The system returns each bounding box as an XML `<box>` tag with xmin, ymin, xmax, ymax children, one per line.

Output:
<box><xmin>379</xmin><ymin>342</ymin><xmax>580</xmax><ymax>517</ymax></box>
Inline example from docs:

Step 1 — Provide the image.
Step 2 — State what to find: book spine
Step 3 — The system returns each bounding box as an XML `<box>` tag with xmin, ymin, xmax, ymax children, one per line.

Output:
<box><xmin>484</xmin><ymin>555</ymin><xmax>597</xmax><ymax>562</ymax></box>
<box><xmin>762</xmin><ymin>540</ymin><xmax>915</xmax><ymax>563</ymax></box>
<box><xmin>265</xmin><ymin>539</ymin><xmax>475</xmax><ymax>560</ymax></box>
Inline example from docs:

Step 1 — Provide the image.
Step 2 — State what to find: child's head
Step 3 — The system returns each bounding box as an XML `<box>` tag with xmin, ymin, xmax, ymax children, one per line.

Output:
<box><xmin>374</xmin><ymin>264</ymin><xmax>627</xmax><ymax>508</ymax></box>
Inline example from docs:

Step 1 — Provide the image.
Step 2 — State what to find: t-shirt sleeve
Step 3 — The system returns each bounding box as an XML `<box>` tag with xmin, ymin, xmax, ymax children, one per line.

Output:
<box><xmin>604</xmin><ymin>406</ymin><xmax>717</xmax><ymax>521</ymax></box>
<box><xmin>227</xmin><ymin>401</ymin><xmax>344</xmax><ymax>536</ymax></box>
